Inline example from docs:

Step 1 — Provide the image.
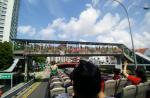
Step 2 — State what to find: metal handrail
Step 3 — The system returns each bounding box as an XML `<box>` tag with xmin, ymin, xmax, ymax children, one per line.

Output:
<box><xmin>1</xmin><ymin>79</ymin><xmax>34</xmax><ymax>98</ymax></box>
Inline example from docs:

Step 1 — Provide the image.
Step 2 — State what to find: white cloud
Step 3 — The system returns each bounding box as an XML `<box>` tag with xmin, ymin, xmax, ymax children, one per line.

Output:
<box><xmin>39</xmin><ymin>25</ymin><xmax>55</xmax><ymax>40</ymax></box>
<box><xmin>115</xmin><ymin>18</ymin><xmax>128</xmax><ymax>30</ymax></box>
<box><xmin>104</xmin><ymin>0</ymin><xmax>124</xmax><ymax>8</ymax></box>
<box><xmin>127</xmin><ymin>0</ymin><xmax>141</xmax><ymax>11</ymax></box>
<box><xmin>96</xmin><ymin>29</ymin><xmax>131</xmax><ymax>47</ymax></box>
<box><xmin>115</xmin><ymin>18</ymin><xmax>134</xmax><ymax>30</ymax></box>
<box><xmin>92</xmin><ymin>0</ymin><xmax>124</xmax><ymax>8</ymax></box>
<box><xmin>94</xmin><ymin>13</ymin><xmax>120</xmax><ymax>34</ymax></box>
<box><xmin>96</xmin><ymin>36</ymin><xmax>115</xmax><ymax>43</ymax></box>
<box><xmin>79</xmin><ymin>39</ymin><xmax>87</xmax><ymax>42</ymax></box>
<box><xmin>51</xmin><ymin>6</ymin><xmax>100</xmax><ymax>38</ymax></box>
<box><xmin>134</xmin><ymin>32</ymin><xmax>150</xmax><ymax>48</ymax></box>
<box><xmin>92</xmin><ymin>0</ymin><xmax>100</xmax><ymax>8</ymax></box>
<box><xmin>18</xmin><ymin>5</ymin><xmax>131</xmax><ymax>46</ymax></box>
<box><xmin>58</xmin><ymin>34</ymin><xmax>68</xmax><ymax>39</ymax></box>
<box><xmin>19</xmin><ymin>4</ymin><xmax>150</xmax><ymax>48</ymax></box>
<box><xmin>135</xmin><ymin>12</ymin><xmax>150</xmax><ymax>48</ymax></box>
<box><xmin>18</xmin><ymin>25</ymin><xmax>36</xmax><ymax>36</ymax></box>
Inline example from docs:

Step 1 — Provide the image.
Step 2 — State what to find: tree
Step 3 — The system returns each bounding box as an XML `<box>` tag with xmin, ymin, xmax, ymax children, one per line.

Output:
<box><xmin>32</xmin><ymin>57</ymin><xmax>46</xmax><ymax>63</ymax></box>
<box><xmin>0</xmin><ymin>42</ymin><xmax>13</xmax><ymax>70</ymax></box>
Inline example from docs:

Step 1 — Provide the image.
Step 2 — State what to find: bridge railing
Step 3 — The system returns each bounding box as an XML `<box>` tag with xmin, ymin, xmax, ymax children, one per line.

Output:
<box><xmin>121</xmin><ymin>44</ymin><xmax>134</xmax><ymax>62</ymax></box>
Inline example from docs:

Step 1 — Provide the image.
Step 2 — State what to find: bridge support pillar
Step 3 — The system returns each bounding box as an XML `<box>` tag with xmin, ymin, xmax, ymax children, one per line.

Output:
<box><xmin>24</xmin><ymin>56</ymin><xmax>29</xmax><ymax>82</ymax></box>
<box><xmin>116</xmin><ymin>56</ymin><xmax>122</xmax><ymax>70</ymax></box>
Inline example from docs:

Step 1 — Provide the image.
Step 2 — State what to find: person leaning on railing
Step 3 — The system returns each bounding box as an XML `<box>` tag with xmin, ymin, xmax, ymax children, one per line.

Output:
<box><xmin>50</xmin><ymin>64</ymin><xmax>58</xmax><ymax>76</ymax></box>
<box><xmin>123</xmin><ymin>61</ymin><xmax>147</xmax><ymax>85</ymax></box>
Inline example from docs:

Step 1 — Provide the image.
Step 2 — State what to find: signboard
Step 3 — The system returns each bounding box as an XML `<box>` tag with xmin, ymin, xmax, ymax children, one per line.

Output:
<box><xmin>0</xmin><ymin>73</ymin><xmax>12</xmax><ymax>79</ymax></box>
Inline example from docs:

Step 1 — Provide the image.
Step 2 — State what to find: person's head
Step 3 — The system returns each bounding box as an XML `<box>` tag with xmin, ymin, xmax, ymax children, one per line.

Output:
<box><xmin>70</xmin><ymin>60</ymin><xmax>101</xmax><ymax>98</ymax></box>
<box><xmin>113</xmin><ymin>68</ymin><xmax>121</xmax><ymax>75</ymax></box>
<box><xmin>51</xmin><ymin>61</ymin><xmax>56</xmax><ymax>65</ymax></box>
<box><xmin>135</xmin><ymin>67</ymin><xmax>147</xmax><ymax>82</ymax></box>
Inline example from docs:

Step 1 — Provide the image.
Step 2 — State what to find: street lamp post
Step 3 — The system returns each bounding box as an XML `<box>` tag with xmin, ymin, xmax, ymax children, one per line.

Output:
<box><xmin>108</xmin><ymin>0</ymin><xmax>137</xmax><ymax>67</ymax></box>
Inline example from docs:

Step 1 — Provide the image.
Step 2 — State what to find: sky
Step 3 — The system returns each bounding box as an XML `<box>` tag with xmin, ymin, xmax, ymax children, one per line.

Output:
<box><xmin>17</xmin><ymin>0</ymin><xmax>150</xmax><ymax>49</ymax></box>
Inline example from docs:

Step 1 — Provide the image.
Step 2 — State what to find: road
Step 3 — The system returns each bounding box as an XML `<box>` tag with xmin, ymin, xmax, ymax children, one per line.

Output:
<box><xmin>17</xmin><ymin>66</ymin><xmax>50</xmax><ymax>98</ymax></box>
<box><xmin>27</xmin><ymin>79</ymin><xmax>49</xmax><ymax>98</ymax></box>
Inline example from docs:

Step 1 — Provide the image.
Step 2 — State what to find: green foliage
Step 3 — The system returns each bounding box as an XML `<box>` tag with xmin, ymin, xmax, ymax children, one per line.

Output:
<box><xmin>32</xmin><ymin>57</ymin><xmax>46</xmax><ymax>63</ymax></box>
<box><xmin>0</xmin><ymin>42</ymin><xmax>13</xmax><ymax>69</ymax></box>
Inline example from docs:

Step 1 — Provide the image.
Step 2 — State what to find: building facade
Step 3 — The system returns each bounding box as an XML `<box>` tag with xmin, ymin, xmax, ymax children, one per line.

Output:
<box><xmin>0</xmin><ymin>0</ymin><xmax>20</xmax><ymax>42</ymax></box>
<box><xmin>88</xmin><ymin>56</ymin><xmax>112</xmax><ymax>65</ymax></box>
<box><xmin>47</xmin><ymin>57</ymin><xmax>70</xmax><ymax>63</ymax></box>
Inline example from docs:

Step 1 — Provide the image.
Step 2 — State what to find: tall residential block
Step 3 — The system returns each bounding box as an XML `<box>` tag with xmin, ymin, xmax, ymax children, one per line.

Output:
<box><xmin>0</xmin><ymin>0</ymin><xmax>20</xmax><ymax>42</ymax></box>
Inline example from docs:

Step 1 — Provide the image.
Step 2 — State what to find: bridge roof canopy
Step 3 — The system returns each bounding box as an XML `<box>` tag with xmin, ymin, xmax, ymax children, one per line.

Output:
<box><xmin>12</xmin><ymin>39</ymin><xmax>123</xmax><ymax>46</ymax></box>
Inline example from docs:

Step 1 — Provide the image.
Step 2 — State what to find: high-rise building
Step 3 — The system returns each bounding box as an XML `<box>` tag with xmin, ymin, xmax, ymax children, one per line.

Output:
<box><xmin>0</xmin><ymin>0</ymin><xmax>20</xmax><ymax>42</ymax></box>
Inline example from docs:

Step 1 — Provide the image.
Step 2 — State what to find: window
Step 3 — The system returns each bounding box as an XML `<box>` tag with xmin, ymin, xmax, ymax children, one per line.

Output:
<box><xmin>2</xmin><ymin>11</ymin><xmax>6</xmax><ymax>15</ymax></box>
<box><xmin>1</xmin><ymin>3</ymin><xmax>7</xmax><ymax>8</ymax></box>
<box><xmin>0</xmin><ymin>15</ymin><xmax>5</xmax><ymax>19</ymax></box>
<box><xmin>0</xmin><ymin>19</ymin><xmax>5</xmax><ymax>23</ymax></box>
<box><xmin>2</xmin><ymin>6</ymin><xmax>7</xmax><ymax>10</ymax></box>
<box><xmin>0</xmin><ymin>35</ymin><xmax>3</xmax><ymax>38</ymax></box>
<box><xmin>0</xmin><ymin>31</ymin><xmax>3</xmax><ymax>34</ymax></box>
<box><xmin>1</xmin><ymin>14</ymin><xmax>6</xmax><ymax>16</ymax></box>
<box><xmin>0</xmin><ymin>22</ymin><xmax>4</xmax><ymax>26</ymax></box>
<box><xmin>0</xmin><ymin>27</ymin><xmax>4</xmax><ymax>31</ymax></box>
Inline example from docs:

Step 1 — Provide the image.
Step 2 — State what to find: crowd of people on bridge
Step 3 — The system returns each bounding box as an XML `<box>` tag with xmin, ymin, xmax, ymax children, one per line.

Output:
<box><xmin>15</xmin><ymin>42</ymin><xmax>122</xmax><ymax>54</ymax></box>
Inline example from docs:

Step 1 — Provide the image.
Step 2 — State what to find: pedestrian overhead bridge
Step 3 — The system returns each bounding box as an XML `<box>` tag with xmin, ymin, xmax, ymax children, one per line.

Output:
<box><xmin>12</xmin><ymin>39</ymin><xmax>150</xmax><ymax>65</ymax></box>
